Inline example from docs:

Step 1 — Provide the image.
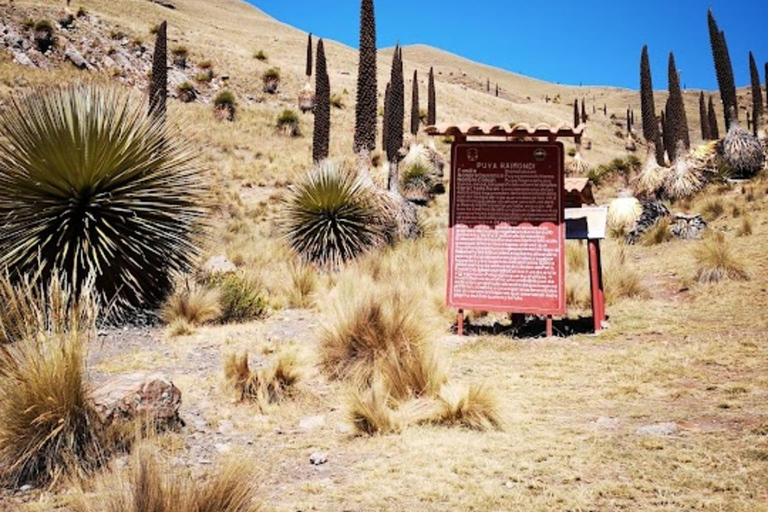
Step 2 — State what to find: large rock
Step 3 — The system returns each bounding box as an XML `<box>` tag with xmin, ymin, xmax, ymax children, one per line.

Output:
<box><xmin>203</xmin><ymin>255</ymin><xmax>236</xmax><ymax>276</ymax></box>
<box><xmin>91</xmin><ymin>372</ymin><xmax>182</xmax><ymax>426</ymax></box>
<box><xmin>670</xmin><ymin>214</ymin><xmax>707</xmax><ymax>240</ymax></box>
<box><xmin>64</xmin><ymin>46</ymin><xmax>92</xmax><ymax>70</ymax></box>
<box><xmin>12</xmin><ymin>51</ymin><xmax>35</xmax><ymax>68</ymax></box>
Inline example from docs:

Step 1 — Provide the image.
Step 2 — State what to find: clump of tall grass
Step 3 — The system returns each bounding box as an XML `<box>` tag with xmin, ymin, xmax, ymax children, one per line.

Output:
<box><xmin>640</xmin><ymin>217</ymin><xmax>673</xmax><ymax>246</ymax></box>
<box><xmin>160</xmin><ymin>282</ymin><xmax>221</xmax><ymax>326</ymax></box>
<box><xmin>0</xmin><ymin>271</ymin><xmax>98</xmax><ymax>345</ymax></box>
<box><xmin>0</xmin><ymin>85</ymin><xmax>206</xmax><ymax>312</ymax></box>
<box><xmin>0</xmin><ymin>332</ymin><xmax>107</xmax><ymax>486</ymax></box>
<box><xmin>604</xmin><ymin>244</ymin><xmax>647</xmax><ymax>304</ymax></box>
<box><xmin>698</xmin><ymin>197</ymin><xmax>725</xmax><ymax>221</ymax></box>
<box><xmin>319</xmin><ymin>286</ymin><xmax>445</xmax><ymax>401</ymax></box>
<box><xmin>224</xmin><ymin>350</ymin><xmax>302</xmax><ymax>409</ymax></box>
<box><xmin>285</xmin><ymin>262</ymin><xmax>317</xmax><ymax>308</ymax></box>
<box><xmin>283</xmin><ymin>161</ymin><xmax>387</xmax><ymax>269</ymax></box>
<box><xmin>70</xmin><ymin>447</ymin><xmax>260</xmax><ymax>512</ymax></box>
<box><xmin>694</xmin><ymin>233</ymin><xmax>750</xmax><ymax>283</ymax></box>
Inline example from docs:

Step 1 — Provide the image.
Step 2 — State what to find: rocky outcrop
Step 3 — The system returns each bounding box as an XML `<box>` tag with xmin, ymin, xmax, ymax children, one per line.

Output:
<box><xmin>91</xmin><ymin>372</ymin><xmax>182</xmax><ymax>426</ymax></box>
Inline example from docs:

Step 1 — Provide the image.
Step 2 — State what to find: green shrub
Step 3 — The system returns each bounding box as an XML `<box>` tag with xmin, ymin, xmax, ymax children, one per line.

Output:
<box><xmin>34</xmin><ymin>20</ymin><xmax>53</xmax><ymax>32</ymax></box>
<box><xmin>198</xmin><ymin>60</ymin><xmax>213</xmax><ymax>70</ymax></box>
<box><xmin>195</xmin><ymin>72</ymin><xmax>213</xmax><ymax>83</ymax></box>
<box><xmin>282</xmin><ymin>161</ymin><xmax>387</xmax><ymax>268</ymax></box>
<box><xmin>178</xmin><ymin>81</ymin><xmax>194</xmax><ymax>92</ymax></box>
<box><xmin>213</xmin><ymin>90</ymin><xmax>236</xmax><ymax>109</ymax></box>
<box><xmin>0</xmin><ymin>86</ymin><xmax>207</xmax><ymax>311</ymax></box>
<box><xmin>216</xmin><ymin>274</ymin><xmax>267</xmax><ymax>323</ymax></box>
<box><xmin>331</xmin><ymin>94</ymin><xmax>344</xmax><ymax>109</ymax></box>
<box><xmin>276</xmin><ymin>109</ymin><xmax>300</xmax><ymax>136</ymax></box>
<box><xmin>149</xmin><ymin>24</ymin><xmax>159</xmax><ymax>35</ymax></box>
<box><xmin>76</xmin><ymin>7</ymin><xmax>88</xmax><ymax>18</ymax></box>
<box><xmin>253</xmin><ymin>50</ymin><xmax>267</xmax><ymax>61</ymax></box>
<box><xmin>171</xmin><ymin>46</ymin><xmax>188</xmax><ymax>57</ymax></box>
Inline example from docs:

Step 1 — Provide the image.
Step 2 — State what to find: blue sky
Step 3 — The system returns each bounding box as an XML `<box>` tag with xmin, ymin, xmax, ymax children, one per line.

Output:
<box><xmin>247</xmin><ymin>0</ymin><xmax>767</xmax><ymax>91</ymax></box>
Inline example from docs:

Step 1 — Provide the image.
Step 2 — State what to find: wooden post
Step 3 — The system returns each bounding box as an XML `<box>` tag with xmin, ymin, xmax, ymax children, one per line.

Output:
<box><xmin>457</xmin><ymin>309</ymin><xmax>464</xmax><ymax>336</ymax></box>
<box><xmin>588</xmin><ymin>238</ymin><xmax>605</xmax><ymax>333</ymax></box>
<box><xmin>546</xmin><ymin>315</ymin><xmax>553</xmax><ymax>338</ymax></box>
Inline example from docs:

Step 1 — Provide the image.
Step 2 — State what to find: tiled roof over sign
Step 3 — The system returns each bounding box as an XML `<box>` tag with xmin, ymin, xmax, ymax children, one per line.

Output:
<box><xmin>425</xmin><ymin>122</ymin><xmax>586</xmax><ymax>138</ymax></box>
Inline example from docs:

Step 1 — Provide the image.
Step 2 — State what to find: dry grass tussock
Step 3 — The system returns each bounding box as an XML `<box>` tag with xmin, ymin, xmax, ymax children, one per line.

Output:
<box><xmin>433</xmin><ymin>382</ymin><xmax>505</xmax><ymax>431</ymax></box>
<box><xmin>224</xmin><ymin>349</ymin><xmax>302</xmax><ymax>409</ymax></box>
<box><xmin>70</xmin><ymin>446</ymin><xmax>260</xmax><ymax>512</ymax></box>
<box><xmin>0</xmin><ymin>332</ymin><xmax>109</xmax><ymax>487</ymax></box>
<box><xmin>319</xmin><ymin>285</ymin><xmax>446</xmax><ymax>401</ymax></box>
<box><xmin>0</xmin><ymin>271</ymin><xmax>98</xmax><ymax>345</ymax></box>
<box><xmin>160</xmin><ymin>281</ymin><xmax>221</xmax><ymax>326</ymax></box>
<box><xmin>694</xmin><ymin>232</ymin><xmax>751</xmax><ymax>283</ymax></box>
<box><xmin>640</xmin><ymin>217</ymin><xmax>673</xmax><ymax>246</ymax></box>
<box><xmin>603</xmin><ymin>244</ymin><xmax>648</xmax><ymax>304</ymax></box>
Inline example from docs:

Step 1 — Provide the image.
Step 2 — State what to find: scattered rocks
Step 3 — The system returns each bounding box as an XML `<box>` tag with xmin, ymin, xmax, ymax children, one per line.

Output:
<box><xmin>12</xmin><ymin>50</ymin><xmax>35</xmax><ymax>68</ymax></box>
<box><xmin>635</xmin><ymin>422</ymin><xmax>679</xmax><ymax>436</ymax></box>
<box><xmin>309</xmin><ymin>452</ymin><xmax>328</xmax><ymax>466</ymax></box>
<box><xmin>671</xmin><ymin>214</ymin><xmax>707</xmax><ymax>240</ymax></box>
<box><xmin>299</xmin><ymin>415</ymin><xmax>326</xmax><ymax>431</ymax></box>
<box><xmin>91</xmin><ymin>372</ymin><xmax>182</xmax><ymax>426</ymax></box>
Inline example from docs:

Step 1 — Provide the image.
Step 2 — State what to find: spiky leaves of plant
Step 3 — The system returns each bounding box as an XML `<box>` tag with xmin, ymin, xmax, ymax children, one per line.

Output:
<box><xmin>312</xmin><ymin>39</ymin><xmax>330</xmax><ymax>163</ymax></box>
<box><xmin>0</xmin><ymin>86</ymin><xmax>207</xmax><ymax>311</ymax></box>
<box><xmin>149</xmin><ymin>21</ymin><xmax>167</xmax><ymax>120</ymax></box>
<box><xmin>354</xmin><ymin>0</ymin><xmax>377</xmax><ymax>153</ymax></box>
<box><xmin>749</xmin><ymin>52</ymin><xmax>763</xmax><ymax>135</ymax></box>
<box><xmin>427</xmin><ymin>66</ymin><xmax>436</xmax><ymax>126</ymax></box>
<box><xmin>283</xmin><ymin>161</ymin><xmax>386</xmax><ymax>269</ymax></box>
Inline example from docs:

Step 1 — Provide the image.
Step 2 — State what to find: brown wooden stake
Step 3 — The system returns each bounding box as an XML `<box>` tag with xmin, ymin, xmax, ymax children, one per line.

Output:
<box><xmin>588</xmin><ymin>239</ymin><xmax>606</xmax><ymax>333</ymax></box>
<box><xmin>457</xmin><ymin>309</ymin><xmax>464</xmax><ymax>336</ymax></box>
<box><xmin>546</xmin><ymin>315</ymin><xmax>553</xmax><ymax>338</ymax></box>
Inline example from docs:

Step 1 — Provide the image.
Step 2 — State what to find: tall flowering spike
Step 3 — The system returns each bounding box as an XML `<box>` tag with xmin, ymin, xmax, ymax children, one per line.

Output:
<box><xmin>305</xmin><ymin>33</ymin><xmax>313</xmax><ymax>78</ymax></box>
<box><xmin>765</xmin><ymin>62</ymin><xmax>768</xmax><ymax>111</ymax></box>
<box><xmin>312</xmin><ymin>39</ymin><xmax>330</xmax><ymax>163</ymax></box>
<box><xmin>353</xmin><ymin>0</ymin><xmax>377</xmax><ymax>153</ymax></box>
<box><xmin>699</xmin><ymin>91</ymin><xmax>711</xmax><ymax>140</ymax></box>
<box><xmin>382</xmin><ymin>82</ymin><xmax>390</xmax><ymax>152</ymax></box>
<box><xmin>639</xmin><ymin>46</ymin><xmax>660</xmax><ymax>146</ymax></box>
<box><xmin>427</xmin><ymin>67</ymin><xmax>436</xmax><ymax>126</ymax></box>
<box><xmin>626</xmin><ymin>107</ymin><xmax>631</xmax><ymax>133</ymax></box>
<box><xmin>386</xmin><ymin>45</ymin><xmax>404</xmax><ymax>165</ymax></box>
<box><xmin>581</xmin><ymin>99</ymin><xmax>587</xmax><ymax>123</ymax></box>
<box><xmin>660</xmin><ymin>110</ymin><xmax>668</xmax><ymax>160</ymax></box>
<box><xmin>748</xmin><ymin>52</ymin><xmax>763</xmax><ymax>136</ymax></box>
<box><xmin>719</xmin><ymin>30</ymin><xmax>737</xmax><ymax>127</ymax></box>
<box><xmin>708</xmin><ymin>10</ymin><xmax>737</xmax><ymax>128</ymax></box>
<box><xmin>667</xmin><ymin>52</ymin><xmax>690</xmax><ymax>159</ymax></box>
<box><xmin>149</xmin><ymin>21</ymin><xmax>168</xmax><ymax>120</ymax></box>
<box><xmin>410</xmin><ymin>70</ymin><xmax>419</xmax><ymax>135</ymax></box>
<box><xmin>573</xmin><ymin>99</ymin><xmax>580</xmax><ymax>127</ymax></box>
<box><xmin>708</xmin><ymin>96</ymin><xmax>720</xmax><ymax>139</ymax></box>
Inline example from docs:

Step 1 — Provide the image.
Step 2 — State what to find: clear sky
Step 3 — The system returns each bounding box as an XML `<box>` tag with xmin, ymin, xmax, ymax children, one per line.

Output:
<box><xmin>246</xmin><ymin>0</ymin><xmax>767</xmax><ymax>91</ymax></box>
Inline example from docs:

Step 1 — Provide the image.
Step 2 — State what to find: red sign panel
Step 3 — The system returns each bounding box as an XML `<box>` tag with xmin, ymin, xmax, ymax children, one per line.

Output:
<box><xmin>447</xmin><ymin>141</ymin><xmax>565</xmax><ymax>315</ymax></box>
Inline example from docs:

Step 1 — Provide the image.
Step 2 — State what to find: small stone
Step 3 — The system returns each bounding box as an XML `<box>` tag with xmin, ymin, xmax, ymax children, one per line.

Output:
<box><xmin>635</xmin><ymin>422</ymin><xmax>679</xmax><ymax>436</ymax></box>
<box><xmin>203</xmin><ymin>255</ymin><xmax>236</xmax><ymax>276</ymax></box>
<box><xmin>19</xmin><ymin>484</ymin><xmax>33</xmax><ymax>493</ymax></box>
<box><xmin>593</xmin><ymin>417</ymin><xmax>619</xmax><ymax>429</ymax></box>
<box><xmin>65</xmin><ymin>47</ymin><xmax>92</xmax><ymax>70</ymax></box>
<box><xmin>12</xmin><ymin>51</ymin><xmax>35</xmax><ymax>68</ymax></box>
<box><xmin>299</xmin><ymin>415</ymin><xmax>325</xmax><ymax>431</ymax></box>
<box><xmin>215</xmin><ymin>443</ymin><xmax>231</xmax><ymax>454</ymax></box>
<box><xmin>217</xmin><ymin>420</ymin><xmax>234</xmax><ymax>435</ymax></box>
<box><xmin>309</xmin><ymin>452</ymin><xmax>328</xmax><ymax>466</ymax></box>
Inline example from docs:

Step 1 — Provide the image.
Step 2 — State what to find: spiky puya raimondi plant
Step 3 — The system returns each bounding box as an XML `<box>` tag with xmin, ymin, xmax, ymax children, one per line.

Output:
<box><xmin>353</xmin><ymin>0</ymin><xmax>378</xmax><ymax>154</ymax></box>
<box><xmin>283</xmin><ymin>161</ymin><xmax>387</xmax><ymax>269</ymax></box>
<box><xmin>0</xmin><ymin>86</ymin><xmax>207</xmax><ymax>311</ymax></box>
<box><xmin>723</xmin><ymin>111</ymin><xmax>765</xmax><ymax>179</ymax></box>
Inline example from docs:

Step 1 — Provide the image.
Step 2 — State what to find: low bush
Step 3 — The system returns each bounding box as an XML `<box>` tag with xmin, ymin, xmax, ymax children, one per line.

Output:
<box><xmin>698</xmin><ymin>197</ymin><xmax>725</xmax><ymax>221</ymax></box>
<box><xmin>253</xmin><ymin>50</ymin><xmax>267</xmax><ymax>61</ymax></box>
<box><xmin>640</xmin><ymin>217</ymin><xmax>673</xmax><ymax>246</ymax></box>
<box><xmin>216</xmin><ymin>273</ymin><xmax>267</xmax><ymax>323</ymax></box>
<box><xmin>276</xmin><ymin>109</ymin><xmax>300</xmax><ymax>137</ymax></box>
<box><xmin>433</xmin><ymin>383</ymin><xmax>504</xmax><ymax>431</ymax></box>
<box><xmin>224</xmin><ymin>350</ymin><xmax>301</xmax><ymax>408</ymax></box>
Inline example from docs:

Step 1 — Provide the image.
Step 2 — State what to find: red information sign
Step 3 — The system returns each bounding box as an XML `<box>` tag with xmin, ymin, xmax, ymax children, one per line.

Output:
<box><xmin>447</xmin><ymin>141</ymin><xmax>565</xmax><ymax>315</ymax></box>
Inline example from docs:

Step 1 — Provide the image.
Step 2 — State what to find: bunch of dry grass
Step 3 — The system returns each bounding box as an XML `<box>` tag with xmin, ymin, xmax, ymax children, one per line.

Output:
<box><xmin>0</xmin><ymin>271</ymin><xmax>98</xmax><ymax>345</ymax></box>
<box><xmin>737</xmin><ymin>217</ymin><xmax>753</xmax><ymax>237</ymax></box>
<box><xmin>433</xmin><ymin>383</ymin><xmax>504</xmax><ymax>431</ymax></box>
<box><xmin>694</xmin><ymin>233</ymin><xmax>751</xmax><ymax>283</ymax></box>
<box><xmin>224</xmin><ymin>350</ymin><xmax>302</xmax><ymax>408</ymax></box>
<box><xmin>604</xmin><ymin>244</ymin><xmax>648</xmax><ymax>304</ymax></box>
<box><xmin>160</xmin><ymin>282</ymin><xmax>221</xmax><ymax>326</ymax></box>
<box><xmin>71</xmin><ymin>447</ymin><xmax>260</xmax><ymax>512</ymax></box>
<box><xmin>285</xmin><ymin>262</ymin><xmax>317</xmax><ymax>308</ymax></box>
<box><xmin>319</xmin><ymin>287</ymin><xmax>445</xmax><ymax>401</ymax></box>
<box><xmin>0</xmin><ymin>333</ymin><xmax>108</xmax><ymax>486</ymax></box>
<box><xmin>640</xmin><ymin>217</ymin><xmax>673</xmax><ymax>246</ymax></box>
<box><xmin>697</xmin><ymin>197</ymin><xmax>725</xmax><ymax>222</ymax></box>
